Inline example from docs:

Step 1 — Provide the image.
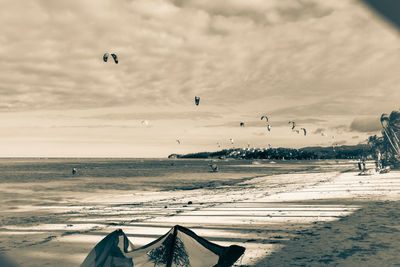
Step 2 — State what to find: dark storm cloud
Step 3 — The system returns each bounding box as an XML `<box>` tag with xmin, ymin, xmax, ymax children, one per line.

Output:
<box><xmin>349</xmin><ymin>117</ymin><xmax>381</xmax><ymax>133</ymax></box>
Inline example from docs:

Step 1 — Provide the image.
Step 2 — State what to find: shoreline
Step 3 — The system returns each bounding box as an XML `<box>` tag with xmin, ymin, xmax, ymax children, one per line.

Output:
<box><xmin>2</xmin><ymin>168</ymin><xmax>400</xmax><ymax>266</ymax></box>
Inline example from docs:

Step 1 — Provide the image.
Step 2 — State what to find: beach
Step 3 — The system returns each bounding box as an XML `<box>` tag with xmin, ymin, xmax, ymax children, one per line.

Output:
<box><xmin>1</xmin><ymin>158</ymin><xmax>399</xmax><ymax>266</ymax></box>
<box><xmin>2</xmin><ymin>0</ymin><xmax>399</xmax><ymax>265</ymax></box>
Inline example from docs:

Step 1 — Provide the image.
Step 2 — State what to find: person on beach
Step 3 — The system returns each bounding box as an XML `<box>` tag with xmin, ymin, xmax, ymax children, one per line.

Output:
<box><xmin>377</xmin><ymin>150</ymin><xmax>382</xmax><ymax>170</ymax></box>
<box><xmin>362</xmin><ymin>158</ymin><xmax>366</xmax><ymax>172</ymax></box>
<box><xmin>358</xmin><ymin>158</ymin><xmax>367</xmax><ymax>175</ymax></box>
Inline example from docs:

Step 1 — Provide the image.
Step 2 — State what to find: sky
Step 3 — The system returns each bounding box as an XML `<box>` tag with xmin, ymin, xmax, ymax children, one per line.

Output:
<box><xmin>0</xmin><ymin>0</ymin><xmax>399</xmax><ymax>157</ymax></box>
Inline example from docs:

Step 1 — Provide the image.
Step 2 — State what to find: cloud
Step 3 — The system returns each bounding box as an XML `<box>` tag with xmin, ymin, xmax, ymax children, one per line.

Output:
<box><xmin>3</xmin><ymin>124</ymin><xmax>145</xmax><ymax>129</ymax></box>
<box><xmin>89</xmin><ymin>111</ymin><xmax>221</xmax><ymax>121</ymax></box>
<box><xmin>313</xmin><ymin>127</ymin><xmax>326</xmax><ymax>134</ymax></box>
<box><xmin>335</xmin><ymin>140</ymin><xmax>347</xmax><ymax>145</ymax></box>
<box><xmin>269</xmin><ymin>118</ymin><xmax>326</xmax><ymax>127</ymax></box>
<box><xmin>252</xmin><ymin>131</ymin><xmax>267</xmax><ymax>136</ymax></box>
<box><xmin>0</xmin><ymin>0</ymin><xmax>399</xmax><ymax>156</ymax></box>
<box><xmin>174</xmin><ymin>0</ymin><xmax>334</xmax><ymax>26</ymax></box>
<box><xmin>204</xmin><ymin>117</ymin><xmax>326</xmax><ymax>128</ymax></box>
<box><xmin>204</xmin><ymin>120</ymin><xmax>267</xmax><ymax>128</ymax></box>
<box><xmin>0</xmin><ymin>0</ymin><xmax>398</xmax><ymax>115</ymax></box>
<box><xmin>329</xmin><ymin>124</ymin><xmax>349</xmax><ymax>133</ymax></box>
<box><xmin>350</xmin><ymin>117</ymin><xmax>381</xmax><ymax>133</ymax></box>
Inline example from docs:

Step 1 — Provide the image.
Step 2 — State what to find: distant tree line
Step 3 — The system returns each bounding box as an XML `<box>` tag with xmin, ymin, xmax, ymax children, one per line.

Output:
<box><xmin>169</xmin><ymin>144</ymin><xmax>374</xmax><ymax>160</ymax></box>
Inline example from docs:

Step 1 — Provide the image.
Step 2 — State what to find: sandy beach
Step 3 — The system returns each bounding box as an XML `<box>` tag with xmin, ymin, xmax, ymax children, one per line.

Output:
<box><xmin>2</xmin><ymin>0</ymin><xmax>399</xmax><ymax>265</ymax></box>
<box><xmin>1</xmin><ymin>159</ymin><xmax>400</xmax><ymax>266</ymax></box>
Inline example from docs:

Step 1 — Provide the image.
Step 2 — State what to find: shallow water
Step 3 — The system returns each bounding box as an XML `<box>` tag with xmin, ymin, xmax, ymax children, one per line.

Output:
<box><xmin>0</xmin><ymin>158</ymin><xmax>357</xmax><ymax>229</ymax></box>
<box><xmin>0</xmin><ymin>158</ymin><xmax>355</xmax><ymax>186</ymax></box>
<box><xmin>0</xmin><ymin>158</ymin><xmax>364</xmax><ymax>266</ymax></box>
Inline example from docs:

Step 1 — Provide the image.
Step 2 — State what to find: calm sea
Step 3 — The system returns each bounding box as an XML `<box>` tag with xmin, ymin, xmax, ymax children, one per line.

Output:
<box><xmin>0</xmin><ymin>157</ymin><xmax>358</xmax><ymax>256</ymax></box>
<box><xmin>0</xmin><ymin>158</ymin><xmax>355</xmax><ymax>190</ymax></box>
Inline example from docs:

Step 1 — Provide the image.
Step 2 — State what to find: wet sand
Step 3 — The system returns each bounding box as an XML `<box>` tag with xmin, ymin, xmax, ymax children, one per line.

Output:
<box><xmin>2</xmin><ymin>168</ymin><xmax>400</xmax><ymax>266</ymax></box>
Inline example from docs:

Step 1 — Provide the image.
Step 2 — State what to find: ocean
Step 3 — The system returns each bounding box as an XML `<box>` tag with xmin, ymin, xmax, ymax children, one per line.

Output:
<box><xmin>0</xmin><ymin>158</ymin><xmax>363</xmax><ymax>266</ymax></box>
<box><xmin>0</xmin><ymin>158</ymin><xmax>356</xmax><ymax>186</ymax></box>
<box><xmin>0</xmin><ymin>157</ymin><xmax>357</xmax><ymax>224</ymax></box>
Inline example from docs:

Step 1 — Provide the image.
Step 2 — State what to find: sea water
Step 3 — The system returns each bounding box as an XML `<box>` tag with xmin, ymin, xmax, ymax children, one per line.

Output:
<box><xmin>0</xmin><ymin>157</ymin><xmax>354</xmax><ymax>186</ymax></box>
<box><xmin>0</xmin><ymin>157</ymin><xmax>355</xmax><ymax>223</ymax></box>
<box><xmin>0</xmin><ymin>158</ymin><xmax>357</xmax><ymax>263</ymax></box>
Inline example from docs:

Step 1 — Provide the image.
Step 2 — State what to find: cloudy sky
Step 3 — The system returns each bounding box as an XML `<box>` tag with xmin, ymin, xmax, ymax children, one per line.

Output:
<box><xmin>0</xmin><ymin>0</ymin><xmax>399</xmax><ymax>157</ymax></box>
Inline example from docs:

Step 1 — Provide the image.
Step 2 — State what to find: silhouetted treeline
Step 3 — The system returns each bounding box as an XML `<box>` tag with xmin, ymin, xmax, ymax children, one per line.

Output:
<box><xmin>168</xmin><ymin>144</ymin><xmax>373</xmax><ymax>160</ymax></box>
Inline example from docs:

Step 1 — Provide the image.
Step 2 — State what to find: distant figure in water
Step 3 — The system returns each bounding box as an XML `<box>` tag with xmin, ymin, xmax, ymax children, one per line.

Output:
<box><xmin>72</xmin><ymin>168</ymin><xmax>77</xmax><ymax>175</ymax></box>
<box><xmin>209</xmin><ymin>163</ymin><xmax>219</xmax><ymax>172</ymax></box>
<box><xmin>357</xmin><ymin>160</ymin><xmax>362</xmax><ymax>172</ymax></box>
<box><xmin>362</xmin><ymin>159</ymin><xmax>366</xmax><ymax>172</ymax></box>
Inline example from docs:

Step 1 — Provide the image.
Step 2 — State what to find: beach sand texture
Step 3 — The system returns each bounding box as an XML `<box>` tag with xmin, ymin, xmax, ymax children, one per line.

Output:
<box><xmin>1</xmin><ymin>160</ymin><xmax>400</xmax><ymax>266</ymax></box>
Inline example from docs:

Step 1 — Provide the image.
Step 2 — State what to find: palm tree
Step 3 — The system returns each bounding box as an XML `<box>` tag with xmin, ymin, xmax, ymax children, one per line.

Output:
<box><xmin>368</xmin><ymin>134</ymin><xmax>384</xmax><ymax>150</ymax></box>
<box><xmin>380</xmin><ymin>111</ymin><xmax>400</xmax><ymax>166</ymax></box>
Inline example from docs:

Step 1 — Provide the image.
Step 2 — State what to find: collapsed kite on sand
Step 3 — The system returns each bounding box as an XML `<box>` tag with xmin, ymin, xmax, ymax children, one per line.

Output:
<box><xmin>81</xmin><ymin>225</ymin><xmax>245</xmax><ymax>267</ymax></box>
